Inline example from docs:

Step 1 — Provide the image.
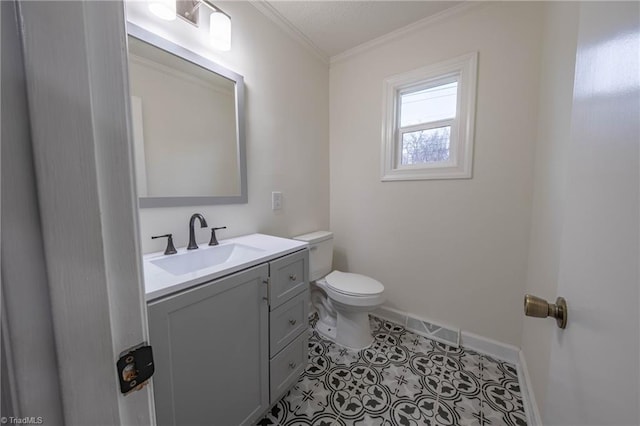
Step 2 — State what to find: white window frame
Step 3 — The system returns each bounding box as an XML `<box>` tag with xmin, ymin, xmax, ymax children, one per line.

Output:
<box><xmin>381</xmin><ymin>52</ymin><xmax>478</xmax><ymax>181</ymax></box>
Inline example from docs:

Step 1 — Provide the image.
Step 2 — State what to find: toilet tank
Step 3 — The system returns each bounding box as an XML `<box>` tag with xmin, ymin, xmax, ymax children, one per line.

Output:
<box><xmin>293</xmin><ymin>231</ymin><xmax>333</xmax><ymax>282</ymax></box>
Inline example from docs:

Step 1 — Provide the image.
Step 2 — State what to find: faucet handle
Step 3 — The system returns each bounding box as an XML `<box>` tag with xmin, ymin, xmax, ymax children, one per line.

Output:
<box><xmin>151</xmin><ymin>234</ymin><xmax>178</xmax><ymax>255</ymax></box>
<box><xmin>209</xmin><ymin>227</ymin><xmax>227</xmax><ymax>246</ymax></box>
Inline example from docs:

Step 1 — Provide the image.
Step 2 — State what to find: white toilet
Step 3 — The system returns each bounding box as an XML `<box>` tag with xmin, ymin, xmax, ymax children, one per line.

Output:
<box><xmin>294</xmin><ymin>231</ymin><xmax>385</xmax><ymax>350</ymax></box>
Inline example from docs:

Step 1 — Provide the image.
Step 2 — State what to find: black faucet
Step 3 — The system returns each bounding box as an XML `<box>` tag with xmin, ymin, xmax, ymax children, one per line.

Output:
<box><xmin>187</xmin><ymin>213</ymin><xmax>208</xmax><ymax>250</ymax></box>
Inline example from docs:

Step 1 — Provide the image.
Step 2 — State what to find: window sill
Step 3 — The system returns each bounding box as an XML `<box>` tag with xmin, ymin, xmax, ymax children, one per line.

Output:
<box><xmin>381</xmin><ymin>163</ymin><xmax>472</xmax><ymax>181</ymax></box>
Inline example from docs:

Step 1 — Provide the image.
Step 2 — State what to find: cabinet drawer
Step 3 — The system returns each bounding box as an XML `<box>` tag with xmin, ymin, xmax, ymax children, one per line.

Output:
<box><xmin>270</xmin><ymin>331</ymin><xmax>308</xmax><ymax>404</ymax></box>
<box><xmin>270</xmin><ymin>290</ymin><xmax>309</xmax><ymax>356</ymax></box>
<box><xmin>269</xmin><ymin>250</ymin><xmax>309</xmax><ymax>309</ymax></box>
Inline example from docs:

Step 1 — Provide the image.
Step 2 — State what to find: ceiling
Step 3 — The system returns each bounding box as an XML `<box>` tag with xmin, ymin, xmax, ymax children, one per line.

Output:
<box><xmin>260</xmin><ymin>1</ymin><xmax>465</xmax><ymax>59</ymax></box>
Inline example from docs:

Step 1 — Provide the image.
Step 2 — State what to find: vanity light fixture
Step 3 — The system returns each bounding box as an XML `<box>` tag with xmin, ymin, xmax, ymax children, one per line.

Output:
<box><xmin>150</xmin><ymin>0</ymin><xmax>231</xmax><ymax>51</ymax></box>
<box><xmin>208</xmin><ymin>10</ymin><xmax>231</xmax><ymax>51</ymax></box>
<box><xmin>148</xmin><ymin>0</ymin><xmax>177</xmax><ymax>21</ymax></box>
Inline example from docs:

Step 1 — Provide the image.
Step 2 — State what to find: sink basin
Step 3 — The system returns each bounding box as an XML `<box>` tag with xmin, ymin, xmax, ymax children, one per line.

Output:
<box><xmin>150</xmin><ymin>243</ymin><xmax>265</xmax><ymax>276</ymax></box>
<box><xmin>143</xmin><ymin>233</ymin><xmax>309</xmax><ymax>301</ymax></box>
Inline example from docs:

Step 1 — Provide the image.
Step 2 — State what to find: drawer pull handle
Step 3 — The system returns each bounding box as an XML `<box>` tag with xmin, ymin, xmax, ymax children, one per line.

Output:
<box><xmin>289</xmin><ymin>274</ymin><xmax>297</xmax><ymax>281</ymax></box>
<box><xmin>288</xmin><ymin>362</ymin><xmax>296</xmax><ymax>369</ymax></box>
<box><xmin>289</xmin><ymin>319</ymin><xmax>297</xmax><ymax>325</ymax></box>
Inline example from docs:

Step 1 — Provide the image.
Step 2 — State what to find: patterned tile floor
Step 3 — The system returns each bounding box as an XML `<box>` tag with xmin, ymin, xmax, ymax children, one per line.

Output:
<box><xmin>257</xmin><ymin>315</ymin><xmax>527</xmax><ymax>426</ymax></box>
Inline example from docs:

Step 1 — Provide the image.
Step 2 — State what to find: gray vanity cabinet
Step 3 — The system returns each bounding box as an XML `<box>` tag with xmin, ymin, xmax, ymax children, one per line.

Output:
<box><xmin>148</xmin><ymin>264</ymin><xmax>270</xmax><ymax>426</ymax></box>
<box><xmin>147</xmin><ymin>248</ymin><xmax>310</xmax><ymax>425</ymax></box>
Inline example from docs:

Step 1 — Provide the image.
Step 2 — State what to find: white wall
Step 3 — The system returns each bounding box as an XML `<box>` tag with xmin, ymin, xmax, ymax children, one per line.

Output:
<box><xmin>126</xmin><ymin>2</ymin><xmax>329</xmax><ymax>254</ymax></box>
<box><xmin>520</xmin><ymin>2</ymin><xmax>579</xmax><ymax>415</ymax></box>
<box><xmin>330</xmin><ymin>2</ymin><xmax>544</xmax><ymax>346</ymax></box>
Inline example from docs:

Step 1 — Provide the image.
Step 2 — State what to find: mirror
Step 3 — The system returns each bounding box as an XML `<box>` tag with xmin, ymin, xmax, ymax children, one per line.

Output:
<box><xmin>126</xmin><ymin>23</ymin><xmax>246</xmax><ymax>208</ymax></box>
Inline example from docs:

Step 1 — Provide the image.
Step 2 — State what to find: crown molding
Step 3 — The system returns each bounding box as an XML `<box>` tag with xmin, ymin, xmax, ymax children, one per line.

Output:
<box><xmin>249</xmin><ymin>0</ymin><xmax>330</xmax><ymax>65</ymax></box>
<box><xmin>330</xmin><ymin>1</ymin><xmax>483</xmax><ymax>66</ymax></box>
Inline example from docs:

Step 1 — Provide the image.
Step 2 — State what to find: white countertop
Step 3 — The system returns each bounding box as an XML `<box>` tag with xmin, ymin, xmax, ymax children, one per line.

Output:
<box><xmin>143</xmin><ymin>233</ymin><xmax>308</xmax><ymax>302</ymax></box>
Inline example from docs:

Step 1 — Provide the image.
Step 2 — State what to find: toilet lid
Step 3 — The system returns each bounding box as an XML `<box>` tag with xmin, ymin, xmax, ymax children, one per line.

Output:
<box><xmin>325</xmin><ymin>271</ymin><xmax>384</xmax><ymax>296</ymax></box>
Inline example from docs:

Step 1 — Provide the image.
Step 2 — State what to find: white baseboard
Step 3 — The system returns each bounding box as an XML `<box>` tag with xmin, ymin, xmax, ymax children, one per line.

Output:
<box><xmin>373</xmin><ymin>305</ymin><xmax>408</xmax><ymax>327</ymax></box>
<box><xmin>517</xmin><ymin>350</ymin><xmax>542</xmax><ymax>426</ymax></box>
<box><xmin>459</xmin><ymin>330</ymin><xmax>520</xmax><ymax>365</ymax></box>
<box><xmin>374</xmin><ymin>305</ymin><xmax>520</xmax><ymax>364</ymax></box>
<box><xmin>374</xmin><ymin>306</ymin><xmax>461</xmax><ymax>348</ymax></box>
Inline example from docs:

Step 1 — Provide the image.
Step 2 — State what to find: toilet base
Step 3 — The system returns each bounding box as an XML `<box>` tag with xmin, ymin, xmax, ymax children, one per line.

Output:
<box><xmin>316</xmin><ymin>310</ymin><xmax>374</xmax><ymax>351</ymax></box>
<box><xmin>336</xmin><ymin>311</ymin><xmax>374</xmax><ymax>350</ymax></box>
<box><xmin>315</xmin><ymin>318</ymin><xmax>337</xmax><ymax>342</ymax></box>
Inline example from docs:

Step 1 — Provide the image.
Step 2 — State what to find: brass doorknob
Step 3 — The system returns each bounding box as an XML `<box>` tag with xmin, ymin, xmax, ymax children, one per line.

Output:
<box><xmin>524</xmin><ymin>294</ymin><xmax>568</xmax><ymax>329</ymax></box>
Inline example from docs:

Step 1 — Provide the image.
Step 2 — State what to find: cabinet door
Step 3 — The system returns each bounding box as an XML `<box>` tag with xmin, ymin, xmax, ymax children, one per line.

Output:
<box><xmin>148</xmin><ymin>264</ymin><xmax>269</xmax><ymax>426</ymax></box>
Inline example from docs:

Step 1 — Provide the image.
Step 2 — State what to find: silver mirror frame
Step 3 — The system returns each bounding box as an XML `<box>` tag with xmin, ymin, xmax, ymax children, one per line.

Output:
<box><xmin>127</xmin><ymin>23</ymin><xmax>247</xmax><ymax>208</ymax></box>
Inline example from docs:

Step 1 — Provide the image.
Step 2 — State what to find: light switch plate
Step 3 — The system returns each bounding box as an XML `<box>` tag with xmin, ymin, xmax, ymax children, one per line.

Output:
<box><xmin>272</xmin><ymin>191</ymin><xmax>283</xmax><ymax>210</ymax></box>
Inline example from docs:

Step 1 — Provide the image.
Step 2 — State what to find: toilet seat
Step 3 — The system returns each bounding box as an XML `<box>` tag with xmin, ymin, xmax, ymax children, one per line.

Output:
<box><xmin>325</xmin><ymin>271</ymin><xmax>384</xmax><ymax>296</ymax></box>
<box><xmin>318</xmin><ymin>283</ymin><xmax>384</xmax><ymax>305</ymax></box>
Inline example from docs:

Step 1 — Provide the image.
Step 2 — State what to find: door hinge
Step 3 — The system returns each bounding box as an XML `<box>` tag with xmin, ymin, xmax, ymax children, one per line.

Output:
<box><xmin>116</xmin><ymin>342</ymin><xmax>154</xmax><ymax>395</ymax></box>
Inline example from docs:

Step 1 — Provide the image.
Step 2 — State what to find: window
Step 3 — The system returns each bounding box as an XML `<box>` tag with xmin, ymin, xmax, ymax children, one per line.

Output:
<box><xmin>381</xmin><ymin>53</ymin><xmax>477</xmax><ymax>181</ymax></box>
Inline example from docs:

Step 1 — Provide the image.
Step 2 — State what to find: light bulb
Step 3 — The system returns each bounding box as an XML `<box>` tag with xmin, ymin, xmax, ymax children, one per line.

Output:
<box><xmin>148</xmin><ymin>0</ymin><xmax>176</xmax><ymax>21</ymax></box>
<box><xmin>209</xmin><ymin>11</ymin><xmax>231</xmax><ymax>51</ymax></box>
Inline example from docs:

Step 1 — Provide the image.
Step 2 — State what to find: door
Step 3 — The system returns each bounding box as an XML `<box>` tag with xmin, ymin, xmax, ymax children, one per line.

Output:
<box><xmin>543</xmin><ymin>3</ymin><xmax>639</xmax><ymax>425</ymax></box>
<box><xmin>1</xmin><ymin>0</ymin><xmax>64</xmax><ymax>421</ymax></box>
<box><xmin>14</xmin><ymin>1</ymin><xmax>156</xmax><ymax>424</ymax></box>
